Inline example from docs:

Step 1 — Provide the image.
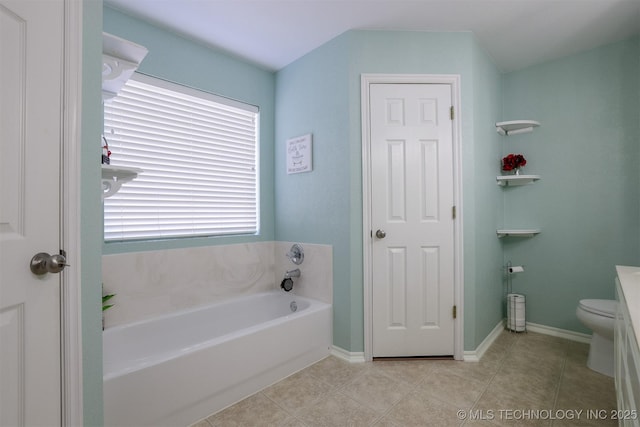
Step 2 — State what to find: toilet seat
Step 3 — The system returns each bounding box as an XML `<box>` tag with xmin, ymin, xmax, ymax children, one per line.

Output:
<box><xmin>578</xmin><ymin>299</ymin><xmax>617</xmax><ymax>318</ymax></box>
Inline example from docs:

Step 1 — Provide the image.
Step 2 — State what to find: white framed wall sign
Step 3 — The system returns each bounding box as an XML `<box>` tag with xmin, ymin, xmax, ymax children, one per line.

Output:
<box><xmin>286</xmin><ymin>133</ymin><xmax>313</xmax><ymax>174</ymax></box>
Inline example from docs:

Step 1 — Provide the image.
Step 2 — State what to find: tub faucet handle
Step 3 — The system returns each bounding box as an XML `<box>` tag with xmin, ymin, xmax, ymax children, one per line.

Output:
<box><xmin>286</xmin><ymin>244</ymin><xmax>304</xmax><ymax>265</ymax></box>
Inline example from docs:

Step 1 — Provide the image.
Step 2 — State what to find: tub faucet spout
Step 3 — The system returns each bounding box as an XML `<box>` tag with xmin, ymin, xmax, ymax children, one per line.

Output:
<box><xmin>285</xmin><ymin>268</ymin><xmax>301</xmax><ymax>279</ymax></box>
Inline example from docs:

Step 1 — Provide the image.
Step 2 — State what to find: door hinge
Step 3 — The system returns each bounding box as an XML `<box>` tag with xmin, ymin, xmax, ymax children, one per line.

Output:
<box><xmin>453</xmin><ymin>305</ymin><xmax>457</xmax><ymax>319</ymax></box>
<box><xmin>450</xmin><ymin>106</ymin><xmax>454</xmax><ymax>120</ymax></box>
<box><xmin>452</xmin><ymin>205</ymin><xmax>456</xmax><ymax>219</ymax></box>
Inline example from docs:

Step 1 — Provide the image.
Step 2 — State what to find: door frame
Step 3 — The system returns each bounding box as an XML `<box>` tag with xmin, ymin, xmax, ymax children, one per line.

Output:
<box><xmin>61</xmin><ymin>0</ymin><xmax>83</xmax><ymax>424</ymax></box>
<box><xmin>361</xmin><ymin>74</ymin><xmax>464</xmax><ymax>361</ymax></box>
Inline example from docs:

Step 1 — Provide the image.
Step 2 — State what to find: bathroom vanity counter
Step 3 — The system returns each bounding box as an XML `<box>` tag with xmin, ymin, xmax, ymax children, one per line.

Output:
<box><xmin>616</xmin><ymin>265</ymin><xmax>640</xmax><ymax>342</ymax></box>
<box><xmin>614</xmin><ymin>265</ymin><xmax>640</xmax><ymax>423</ymax></box>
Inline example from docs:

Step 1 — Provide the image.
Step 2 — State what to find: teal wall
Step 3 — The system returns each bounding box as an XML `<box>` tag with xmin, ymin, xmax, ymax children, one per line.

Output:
<box><xmin>501</xmin><ymin>37</ymin><xmax>640</xmax><ymax>333</ymax></box>
<box><xmin>103</xmin><ymin>6</ymin><xmax>276</xmax><ymax>254</ymax></box>
<box><xmin>469</xmin><ymin>40</ymin><xmax>505</xmax><ymax>349</ymax></box>
<box><xmin>82</xmin><ymin>1</ymin><xmax>104</xmax><ymax>425</ymax></box>
<box><xmin>274</xmin><ymin>34</ymin><xmax>353</xmax><ymax>347</ymax></box>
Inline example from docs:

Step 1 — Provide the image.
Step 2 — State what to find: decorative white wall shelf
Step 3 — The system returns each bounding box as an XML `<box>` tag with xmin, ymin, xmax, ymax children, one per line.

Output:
<box><xmin>496</xmin><ymin>229</ymin><xmax>541</xmax><ymax>238</ymax></box>
<box><xmin>496</xmin><ymin>120</ymin><xmax>540</xmax><ymax>136</ymax></box>
<box><xmin>102</xmin><ymin>32</ymin><xmax>148</xmax><ymax>100</ymax></box>
<box><xmin>102</xmin><ymin>165</ymin><xmax>142</xmax><ymax>199</ymax></box>
<box><xmin>496</xmin><ymin>119</ymin><xmax>541</xmax><ymax>239</ymax></box>
<box><xmin>101</xmin><ymin>33</ymin><xmax>147</xmax><ymax>199</ymax></box>
<box><xmin>496</xmin><ymin>174</ymin><xmax>541</xmax><ymax>186</ymax></box>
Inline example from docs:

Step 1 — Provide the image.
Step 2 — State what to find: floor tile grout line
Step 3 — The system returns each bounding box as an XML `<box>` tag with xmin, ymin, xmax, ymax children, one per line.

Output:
<box><xmin>365</xmin><ymin>364</ymin><xmax>439</xmax><ymax>426</ymax></box>
<box><xmin>269</xmin><ymin>362</ymin><xmax>381</xmax><ymax>425</ymax></box>
<box><xmin>549</xmin><ymin>342</ymin><xmax>569</xmax><ymax>427</ymax></box>
<box><xmin>367</xmin><ymin>360</ymin><xmax>435</xmax><ymax>425</ymax></box>
<box><xmin>258</xmin><ymin>389</ymin><xmax>311</xmax><ymax>426</ymax></box>
<box><xmin>462</xmin><ymin>334</ymin><xmax>520</xmax><ymax>426</ymax></box>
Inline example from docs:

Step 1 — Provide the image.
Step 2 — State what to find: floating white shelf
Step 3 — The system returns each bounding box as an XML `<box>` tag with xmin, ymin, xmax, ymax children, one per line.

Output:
<box><xmin>496</xmin><ymin>174</ymin><xmax>541</xmax><ymax>186</ymax></box>
<box><xmin>497</xmin><ymin>229</ymin><xmax>541</xmax><ymax>238</ymax></box>
<box><xmin>102</xmin><ymin>32</ymin><xmax>148</xmax><ymax>100</ymax></box>
<box><xmin>496</xmin><ymin>120</ymin><xmax>540</xmax><ymax>136</ymax></box>
<box><xmin>102</xmin><ymin>165</ymin><xmax>142</xmax><ymax>199</ymax></box>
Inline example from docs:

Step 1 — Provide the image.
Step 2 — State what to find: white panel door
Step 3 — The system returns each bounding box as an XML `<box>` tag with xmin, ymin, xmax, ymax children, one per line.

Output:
<box><xmin>370</xmin><ymin>83</ymin><xmax>455</xmax><ymax>357</ymax></box>
<box><xmin>0</xmin><ymin>0</ymin><xmax>64</xmax><ymax>424</ymax></box>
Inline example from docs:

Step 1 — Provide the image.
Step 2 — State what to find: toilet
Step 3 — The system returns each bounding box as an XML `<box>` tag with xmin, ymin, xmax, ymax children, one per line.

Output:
<box><xmin>576</xmin><ymin>299</ymin><xmax>617</xmax><ymax>377</ymax></box>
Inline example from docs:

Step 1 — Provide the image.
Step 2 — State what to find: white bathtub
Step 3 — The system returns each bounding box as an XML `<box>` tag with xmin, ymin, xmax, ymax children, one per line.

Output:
<box><xmin>103</xmin><ymin>290</ymin><xmax>332</xmax><ymax>426</ymax></box>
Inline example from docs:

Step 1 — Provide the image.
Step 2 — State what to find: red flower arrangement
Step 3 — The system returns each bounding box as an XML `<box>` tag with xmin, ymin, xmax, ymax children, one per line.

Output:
<box><xmin>502</xmin><ymin>153</ymin><xmax>527</xmax><ymax>172</ymax></box>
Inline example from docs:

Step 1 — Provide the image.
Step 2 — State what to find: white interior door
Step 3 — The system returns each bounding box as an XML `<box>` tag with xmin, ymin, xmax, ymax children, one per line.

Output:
<box><xmin>0</xmin><ymin>0</ymin><xmax>64</xmax><ymax>424</ymax></box>
<box><xmin>370</xmin><ymin>83</ymin><xmax>455</xmax><ymax>357</ymax></box>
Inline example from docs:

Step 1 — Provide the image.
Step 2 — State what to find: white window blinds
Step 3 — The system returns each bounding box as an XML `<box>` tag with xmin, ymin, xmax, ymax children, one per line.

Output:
<box><xmin>103</xmin><ymin>73</ymin><xmax>259</xmax><ymax>242</ymax></box>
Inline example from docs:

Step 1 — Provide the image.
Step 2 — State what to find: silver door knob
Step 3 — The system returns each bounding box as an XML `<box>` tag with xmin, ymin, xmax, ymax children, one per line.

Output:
<box><xmin>30</xmin><ymin>252</ymin><xmax>68</xmax><ymax>276</ymax></box>
<box><xmin>375</xmin><ymin>229</ymin><xmax>386</xmax><ymax>239</ymax></box>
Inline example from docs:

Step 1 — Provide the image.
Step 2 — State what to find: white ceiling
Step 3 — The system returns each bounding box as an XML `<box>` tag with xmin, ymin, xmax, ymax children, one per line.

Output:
<box><xmin>105</xmin><ymin>0</ymin><xmax>640</xmax><ymax>72</ymax></box>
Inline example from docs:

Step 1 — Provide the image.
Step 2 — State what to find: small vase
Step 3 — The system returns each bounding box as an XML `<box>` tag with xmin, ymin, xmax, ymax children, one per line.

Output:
<box><xmin>514</xmin><ymin>168</ymin><xmax>520</xmax><ymax>176</ymax></box>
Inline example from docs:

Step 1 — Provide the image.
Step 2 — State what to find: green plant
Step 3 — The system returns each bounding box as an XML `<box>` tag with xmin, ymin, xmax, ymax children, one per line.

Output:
<box><xmin>102</xmin><ymin>293</ymin><xmax>115</xmax><ymax>311</ymax></box>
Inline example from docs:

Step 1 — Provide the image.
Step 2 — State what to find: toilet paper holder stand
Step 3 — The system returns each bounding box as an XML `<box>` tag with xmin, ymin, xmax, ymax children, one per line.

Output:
<box><xmin>504</xmin><ymin>261</ymin><xmax>527</xmax><ymax>333</ymax></box>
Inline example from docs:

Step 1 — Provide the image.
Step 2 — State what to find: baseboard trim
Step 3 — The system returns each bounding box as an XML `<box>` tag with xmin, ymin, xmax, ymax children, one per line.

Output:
<box><xmin>525</xmin><ymin>321</ymin><xmax>591</xmax><ymax>344</ymax></box>
<box><xmin>331</xmin><ymin>345</ymin><xmax>366</xmax><ymax>363</ymax></box>
<box><xmin>333</xmin><ymin>321</ymin><xmax>590</xmax><ymax>364</ymax></box>
<box><xmin>463</xmin><ymin>320</ymin><xmax>504</xmax><ymax>362</ymax></box>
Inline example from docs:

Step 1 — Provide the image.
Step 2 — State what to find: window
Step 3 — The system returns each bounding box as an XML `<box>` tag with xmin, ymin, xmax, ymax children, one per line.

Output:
<box><xmin>103</xmin><ymin>73</ymin><xmax>259</xmax><ymax>241</ymax></box>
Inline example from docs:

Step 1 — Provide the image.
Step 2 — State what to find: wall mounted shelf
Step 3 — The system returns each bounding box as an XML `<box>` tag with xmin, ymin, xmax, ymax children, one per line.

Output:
<box><xmin>102</xmin><ymin>165</ymin><xmax>142</xmax><ymax>199</ymax></box>
<box><xmin>496</xmin><ymin>119</ymin><xmax>541</xmax><ymax>239</ymax></box>
<box><xmin>102</xmin><ymin>32</ymin><xmax>148</xmax><ymax>101</ymax></box>
<box><xmin>496</xmin><ymin>229</ymin><xmax>541</xmax><ymax>238</ymax></box>
<box><xmin>496</xmin><ymin>174</ymin><xmax>541</xmax><ymax>186</ymax></box>
<box><xmin>496</xmin><ymin>120</ymin><xmax>540</xmax><ymax>136</ymax></box>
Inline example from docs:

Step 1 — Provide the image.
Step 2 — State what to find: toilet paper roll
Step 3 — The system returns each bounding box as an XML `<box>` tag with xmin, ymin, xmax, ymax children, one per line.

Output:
<box><xmin>508</xmin><ymin>265</ymin><xmax>525</xmax><ymax>273</ymax></box>
<box><xmin>507</xmin><ymin>294</ymin><xmax>526</xmax><ymax>332</ymax></box>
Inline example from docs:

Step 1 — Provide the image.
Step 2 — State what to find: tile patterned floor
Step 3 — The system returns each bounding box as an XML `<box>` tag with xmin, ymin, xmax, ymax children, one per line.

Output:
<box><xmin>191</xmin><ymin>331</ymin><xmax>617</xmax><ymax>426</ymax></box>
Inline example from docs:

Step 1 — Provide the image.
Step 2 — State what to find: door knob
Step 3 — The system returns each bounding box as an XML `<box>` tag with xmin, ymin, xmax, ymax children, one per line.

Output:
<box><xmin>375</xmin><ymin>229</ymin><xmax>386</xmax><ymax>239</ymax></box>
<box><xmin>30</xmin><ymin>252</ymin><xmax>68</xmax><ymax>276</ymax></box>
